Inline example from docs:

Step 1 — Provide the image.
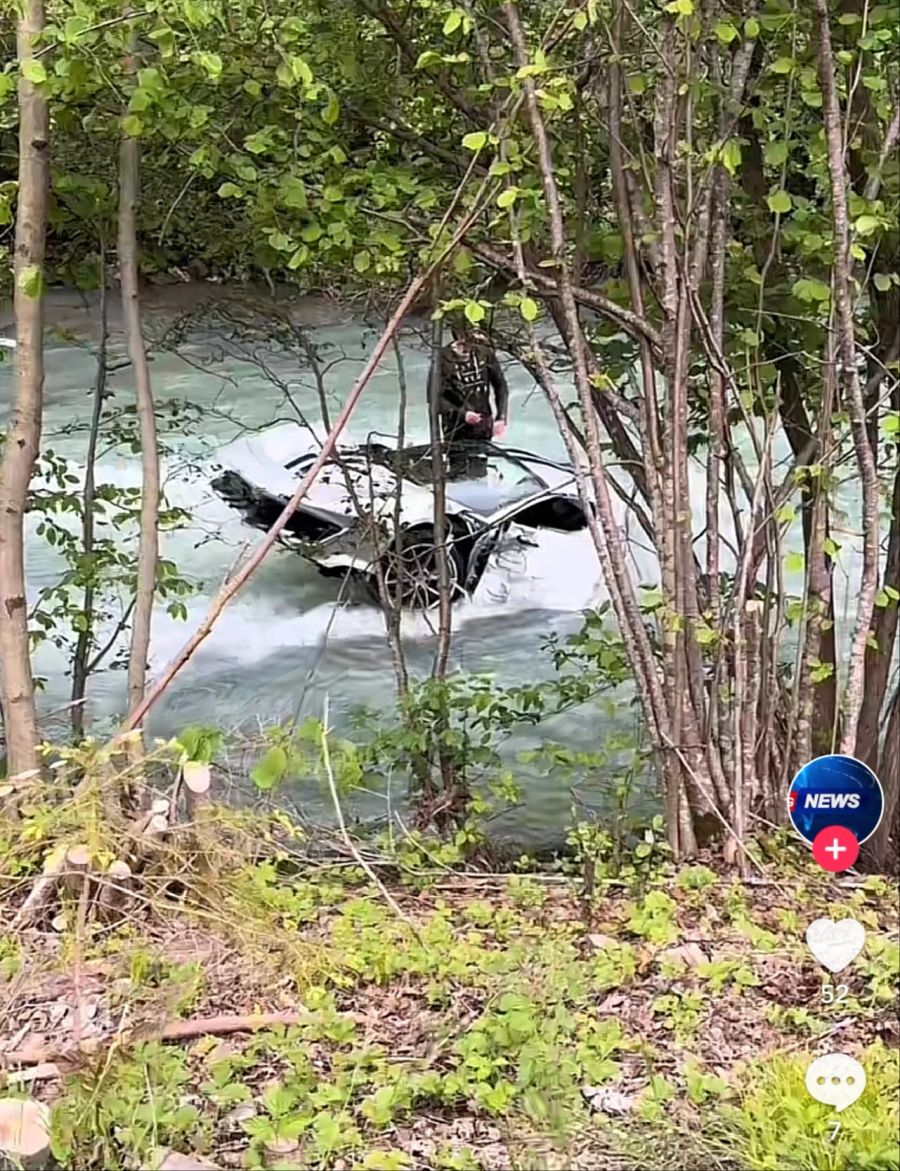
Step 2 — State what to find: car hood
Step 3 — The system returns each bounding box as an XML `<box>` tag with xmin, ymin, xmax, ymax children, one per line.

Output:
<box><xmin>211</xmin><ymin>423</ymin><xmax>456</xmax><ymax>530</ymax></box>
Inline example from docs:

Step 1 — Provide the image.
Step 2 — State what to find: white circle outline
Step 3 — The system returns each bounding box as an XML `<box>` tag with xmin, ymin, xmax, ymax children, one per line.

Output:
<box><xmin>787</xmin><ymin>753</ymin><xmax>884</xmax><ymax>846</ymax></box>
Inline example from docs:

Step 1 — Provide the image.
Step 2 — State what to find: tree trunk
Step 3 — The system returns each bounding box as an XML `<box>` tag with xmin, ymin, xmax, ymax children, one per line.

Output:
<box><xmin>119</xmin><ymin>33</ymin><xmax>160</xmax><ymax>719</ymax></box>
<box><xmin>71</xmin><ymin>242</ymin><xmax>109</xmax><ymax>741</ymax></box>
<box><xmin>814</xmin><ymin>0</ymin><xmax>881</xmax><ymax>756</ymax></box>
<box><xmin>0</xmin><ymin>0</ymin><xmax>49</xmax><ymax>780</ymax></box>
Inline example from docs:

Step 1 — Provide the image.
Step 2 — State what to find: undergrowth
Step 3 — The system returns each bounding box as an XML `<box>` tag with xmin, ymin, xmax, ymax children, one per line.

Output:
<box><xmin>1</xmin><ymin>750</ymin><xmax>898</xmax><ymax>1171</ymax></box>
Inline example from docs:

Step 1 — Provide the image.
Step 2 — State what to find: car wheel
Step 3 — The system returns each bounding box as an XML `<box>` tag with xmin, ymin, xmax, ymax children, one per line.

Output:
<box><xmin>368</xmin><ymin>524</ymin><xmax>465</xmax><ymax>610</ymax></box>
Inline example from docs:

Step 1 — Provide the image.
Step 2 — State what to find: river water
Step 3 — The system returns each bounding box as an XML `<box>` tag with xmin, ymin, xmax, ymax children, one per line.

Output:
<box><xmin>0</xmin><ymin>285</ymin><xmax>871</xmax><ymax>843</ymax></box>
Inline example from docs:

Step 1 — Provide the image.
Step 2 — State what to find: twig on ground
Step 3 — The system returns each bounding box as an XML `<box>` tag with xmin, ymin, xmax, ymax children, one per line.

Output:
<box><xmin>3</xmin><ymin>1012</ymin><xmax>314</xmax><ymax>1068</ymax></box>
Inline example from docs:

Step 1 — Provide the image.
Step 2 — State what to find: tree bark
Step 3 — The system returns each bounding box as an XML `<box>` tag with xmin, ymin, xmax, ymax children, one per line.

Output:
<box><xmin>814</xmin><ymin>0</ymin><xmax>881</xmax><ymax>756</ymax></box>
<box><xmin>0</xmin><ymin>0</ymin><xmax>49</xmax><ymax>780</ymax></box>
<box><xmin>119</xmin><ymin>33</ymin><xmax>160</xmax><ymax>718</ymax></box>
<box><xmin>71</xmin><ymin>242</ymin><xmax>109</xmax><ymax>740</ymax></box>
<box><xmin>503</xmin><ymin>0</ymin><xmax>683</xmax><ymax>849</ymax></box>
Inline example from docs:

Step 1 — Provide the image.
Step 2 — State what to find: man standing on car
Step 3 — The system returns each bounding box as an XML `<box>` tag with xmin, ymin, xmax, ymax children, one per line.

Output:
<box><xmin>432</xmin><ymin>325</ymin><xmax>510</xmax><ymax>444</ymax></box>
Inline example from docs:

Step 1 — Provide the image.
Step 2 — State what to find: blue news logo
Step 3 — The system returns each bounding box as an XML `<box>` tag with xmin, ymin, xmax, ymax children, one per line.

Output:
<box><xmin>788</xmin><ymin>754</ymin><xmax>884</xmax><ymax>845</ymax></box>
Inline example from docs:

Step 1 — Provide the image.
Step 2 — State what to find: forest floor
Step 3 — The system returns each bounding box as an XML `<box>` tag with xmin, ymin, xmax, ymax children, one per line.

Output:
<box><xmin>2</xmin><ymin>842</ymin><xmax>899</xmax><ymax>1171</ymax></box>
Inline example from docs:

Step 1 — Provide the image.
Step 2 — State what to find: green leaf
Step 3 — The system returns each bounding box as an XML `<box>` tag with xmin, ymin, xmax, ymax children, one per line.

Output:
<box><xmin>353</xmin><ymin>250</ymin><xmax>371</xmax><ymax>273</ymax></box>
<box><xmin>873</xmin><ymin>272</ymin><xmax>891</xmax><ymax>292</ymax></box>
<box><xmin>745</xmin><ymin>17</ymin><xmax>760</xmax><ymax>37</ymax></box>
<box><xmin>715</xmin><ymin>21</ymin><xmax>738</xmax><ymax>43</ymax></box>
<box><xmin>443</xmin><ymin>9</ymin><xmax>462</xmax><ymax>35</ymax></box>
<box><xmin>792</xmin><ymin>277</ymin><xmax>831</xmax><ymax>303</ymax></box>
<box><xmin>497</xmin><ymin>187</ymin><xmax>518</xmax><ymax>209</ymax></box>
<box><xmin>874</xmin><ymin>589</ymin><xmax>890</xmax><ymax>608</ymax></box>
<box><xmin>766</xmin><ymin>189</ymin><xmax>792</xmax><ymax>215</ymax></box>
<box><xmin>823</xmin><ymin>536</ymin><xmax>841</xmax><ymax>559</ymax></box>
<box><xmin>121</xmin><ymin>114</ymin><xmax>143</xmax><ymax>138</ymax></box>
<box><xmin>197</xmin><ymin>51</ymin><xmax>223</xmax><ymax>79</ymax></box>
<box><xmin>854</xmin><ymin>214</ymin><xmax>880</xmax><ymax>237</ymax></box>
<box><xmin>415</xmin><ymin>50</ymin><xmax>443</xmax><ymax>69</ymax></box>
<box><xmin>279</xmin><ymin>176</ymin><xmax>307</xmax><ymax>210</ymax></box>
<box><xmin>785</xmin><ymin>552</ymin><xmax>805</xmax><ymax>575</ymax></box>
<box><xmin>720</xmin><ymin>140</ymin><xmax>741</xmax><ymax>176</ymax></box>
<box><xmin>464</xmin><ymin>301</ymin><xmax>485</xmax><ymax>324</ymax></box>
<box><xmin>462</xmin><ymin>131</ymin><xmax>488</xmax><ymax>152</ymax></box>
<box><xmin>664</xmin><ymin>0</ymin><xmax>693</xmax><ymax>13</ymax></box>
<box><xmin>17</xmin><ymin>264</ymin><xmax>42</xmax><ymax>299</ymax></box>
<box><xmin>250</xmin><ymin>745</ymin><xmax>288</xmax><ymax>791</ymax></box>
<box><xmin>21</xmin><ymin>59</ymin><xmax>47</xmax><ymax>85</ymax></box>
<box><xmin>520</xmin><ymin>297</ymin><xmax>538</xmax><ymax>323</ymax></box>
<box><xmin>628</xmin><ymin>75</ymin><xmax>646</xmax><ymax>95</ymax></box>
<box><xmin>775</xmin><ymin>504</ymin><xmax>795</xmax><ymax>524</ymax></box>
<box><xmin>217</xmin><ymin>182</ymin><xmax>243</xmax><ymax>199</ymax></box>
<box><xmin>321</xmin><ymin>92</ymin><xmax>340</xmax><ymax>126</ymax></box>
<box><xmin>771</xmin><ymin>57</ymin><xmax>795</xmax><ymax>74</ymax></box>
<box><xmin>291</xmin><ymin>56</ymin><xmax>313</xmax><ymax>86</ymax></box>
<box><xmin>300</xmin><ymin>223</ymin><xmax>323</xmax><ymax>243</ymax></box>
<box><xmin>764</xmin><ymin>141</ymin><xmax>789</xmax><ymax>167</ymax></box>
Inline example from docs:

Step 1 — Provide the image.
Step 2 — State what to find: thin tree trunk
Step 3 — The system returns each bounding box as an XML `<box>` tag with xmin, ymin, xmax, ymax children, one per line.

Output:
<box><xmin>119</xmin><ymin>31</ymin><xmax>160</xmax><ymax>717</ymax></box>
<box><xmin>814</xmin><ymin>0</ymin><xmax>881</xmax><ymax>756</ymax></box>
<box><xmin>504</xmin><ymin>0</ymin><xmax>687</xmax><ymax>849</ymax></box>
<box><xmin>428</xmin><ymin>314</ymin><xmax>453</xmax><ymax>682</ymax></box>
<box><xmin>71</xmin><ymin>243</ymin><xmax>109</xmax><ymax>740</ymax></box>
<box><xmin>0</xmin><ymin>0</ymin><xmax>48</xmax><ymax>779</ymax></box>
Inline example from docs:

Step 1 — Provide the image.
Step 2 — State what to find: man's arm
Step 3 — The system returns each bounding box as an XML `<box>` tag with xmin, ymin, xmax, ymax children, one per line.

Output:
<box><xmin>486</xmin><ymin>349</ymin><xmax>509</xmax><ymax>421</ymax></box>
<box><xmin>436</xmin><ymin>348</ymin><xmax>466</xmax><ymax>415</ymax></box>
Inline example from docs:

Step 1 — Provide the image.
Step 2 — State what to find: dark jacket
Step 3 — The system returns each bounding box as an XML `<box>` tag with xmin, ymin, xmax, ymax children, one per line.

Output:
<box><xmin>432</xmin><ymin>341</ymin><xmax>509</xmax><ymax>441</ymax></box>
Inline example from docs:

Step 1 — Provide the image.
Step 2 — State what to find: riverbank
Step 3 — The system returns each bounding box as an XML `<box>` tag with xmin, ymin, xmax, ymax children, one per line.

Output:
<box><xmin>2</xmin><ymin>814</ymin><xmax>898</xmax><ymax>1171</ymax></box>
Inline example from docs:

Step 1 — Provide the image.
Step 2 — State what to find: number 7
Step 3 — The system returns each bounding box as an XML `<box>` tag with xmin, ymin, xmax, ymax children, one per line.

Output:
<box><xmin>828</xmin><ymin>1121</ymin><xmax>841</xmax><ymax>1143</ymax></box>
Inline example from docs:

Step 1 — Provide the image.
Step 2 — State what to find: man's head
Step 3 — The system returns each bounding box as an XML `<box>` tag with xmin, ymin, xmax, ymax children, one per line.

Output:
<box><xmin>450</xmin><ymin>323</ymin><xmax>489</xmax><ymax>353</ymax></box>
<box><xmin>450</xmin><ymin>323</ymin><xmax>473</xmax><ymax>353</ymax></box>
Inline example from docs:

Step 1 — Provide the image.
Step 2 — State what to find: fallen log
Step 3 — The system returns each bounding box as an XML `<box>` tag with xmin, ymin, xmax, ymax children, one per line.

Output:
<box><xmin>12</xmin><ymin>845</ymin><xmax>68</xmax><ymax>931</ymax></box>
<box><xmin>3</xmin><ymin>1010</ymin><xmax>312</xmax><ymax>1067</ymax></box>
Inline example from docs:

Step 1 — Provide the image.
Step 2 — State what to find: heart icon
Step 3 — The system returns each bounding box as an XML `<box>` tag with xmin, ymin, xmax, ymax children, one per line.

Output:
<box><xmin>806</xmin><ymin>918</ymin><xmax>866</xmax><ymax>973</ymax></box>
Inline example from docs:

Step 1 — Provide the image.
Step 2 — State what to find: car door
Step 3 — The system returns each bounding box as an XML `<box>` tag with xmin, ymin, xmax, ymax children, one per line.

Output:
<box><xmin>462</xmin><ymin>477</ymin><xmax>584</xmax><ymax>591</ymax></box>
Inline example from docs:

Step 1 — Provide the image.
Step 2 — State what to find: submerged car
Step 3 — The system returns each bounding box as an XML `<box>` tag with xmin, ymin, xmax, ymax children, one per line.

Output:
<box><xmin>210</xmin><ymin>423</ymin><xmax>591</xmax><ymax>609</ymax></box>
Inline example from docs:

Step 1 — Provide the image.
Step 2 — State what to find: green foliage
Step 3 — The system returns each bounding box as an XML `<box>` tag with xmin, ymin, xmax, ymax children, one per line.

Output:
<box><xmin>5</xmin><ymin>386</ymin><xmax>198</xmax><ymax>705</ymax></box>
<box><xmin>51</xmin><ymin>1042</ymin><xmax>210</xmax><ymax>1168</ymax></box>
<box><xmin>714</xmin><ymin>1042</ymin><xmax>900</xmax><ymax>1171</ymax></box>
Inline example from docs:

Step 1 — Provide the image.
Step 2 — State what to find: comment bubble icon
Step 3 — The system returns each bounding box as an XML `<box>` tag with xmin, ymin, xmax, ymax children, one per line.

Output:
<box><xmin>805</xmin><ymin>1053</ymin><xmax>866</xmax><ymax>1112</ymax></box>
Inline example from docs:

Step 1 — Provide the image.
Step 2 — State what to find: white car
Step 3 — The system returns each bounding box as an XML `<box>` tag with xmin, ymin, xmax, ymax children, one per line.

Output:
<box><xmin>211</xmin><ymin>423</ymin><xmax>591</xmax><ymax>609</ymax></box>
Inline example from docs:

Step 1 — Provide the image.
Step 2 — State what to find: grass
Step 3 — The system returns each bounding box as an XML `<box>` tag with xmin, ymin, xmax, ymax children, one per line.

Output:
<box><xmin>2</xmin><ymin>840</ymin><xmax>898</xmax><ymax>1171</ymax></box>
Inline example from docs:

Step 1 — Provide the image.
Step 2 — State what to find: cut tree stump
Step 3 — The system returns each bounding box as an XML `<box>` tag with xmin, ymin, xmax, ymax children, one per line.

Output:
<box><xmin>97</xmin><ymin>860</ymin><xmax>134</xmax><ymax>920</ymax></box>
<box><xmin>63</xmin><ymin>845</ymin><xmax>92</xmax><ymax>894</ymax></box>
<box><xmin>182</xmin><ymin>762</ymin><xmax>212</xmax><ymax>820</ymax></box>
<box><xmin>0</xmin><ymin>1097</ymin><xmax>52</xmax><ymax>1170</ymax></box>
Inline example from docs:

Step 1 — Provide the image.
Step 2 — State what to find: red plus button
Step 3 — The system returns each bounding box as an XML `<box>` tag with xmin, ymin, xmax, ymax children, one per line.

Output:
<box><xmin>812</xmin><ymin>825</ymin><xmax>859</xmax><ymax>872</ymax></box>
